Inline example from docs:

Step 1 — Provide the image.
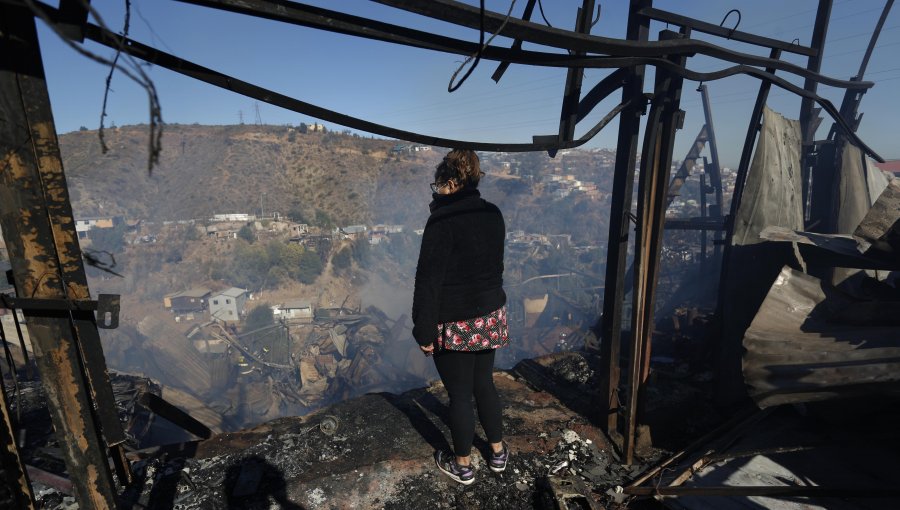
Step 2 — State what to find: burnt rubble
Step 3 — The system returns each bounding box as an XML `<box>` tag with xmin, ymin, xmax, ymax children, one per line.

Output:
<box><xmin>8</xmin><ymin>350</ymin><xmax>699</xmax><ymax>509</ymax></box>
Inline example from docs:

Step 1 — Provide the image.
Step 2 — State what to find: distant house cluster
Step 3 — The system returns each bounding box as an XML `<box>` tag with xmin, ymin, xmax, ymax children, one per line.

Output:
<box><xmin>390</xmin><ymin>144</ymin><xmax>431</xmax><ymax>154</ymax></box>
<box><xmin>543</xmin><ymin>174</ymin><xmax>603</xmax><ymax>200</ymax></box>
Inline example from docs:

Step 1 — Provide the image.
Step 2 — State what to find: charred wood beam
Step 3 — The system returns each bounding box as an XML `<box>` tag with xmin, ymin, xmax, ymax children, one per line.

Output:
<box><xmin>625</xmin><ymin>28</ymin><xmax>687</xmax><ymax>465</ymax></box>
<box><xmin>137</xmin><ymin>393</ymin><xmax>212</xmax><ymax>440</ymax></box>
<box><xmin>0</xmin><ymin>6</ymin><xmax>119</xmax><ymax>508</ymax></box>
<box><xmin>599</xmin><ymin>0</ymin><xmax>650</xmax><ymax>442</ymax></box>
<box><xmin>637</xmin><ymin>7</ymin><xmax>816</xmax><ymax>56</ymax></box>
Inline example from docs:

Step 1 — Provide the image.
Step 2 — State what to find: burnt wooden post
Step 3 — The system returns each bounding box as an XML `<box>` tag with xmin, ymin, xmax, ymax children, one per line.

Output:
<box><xmin>0</xmin><ymin>6</ymin><xmax>119</xmax><ymax>508</ymax></box>
<box><xmin>623</xmin><ymin>28</ymin><xmax>687</xmax><ymax>465</ymax></box>
<box><xmin>598</xmin><ymin>0</ymin><xmax>651</xmax><ymax>441</ymax></box>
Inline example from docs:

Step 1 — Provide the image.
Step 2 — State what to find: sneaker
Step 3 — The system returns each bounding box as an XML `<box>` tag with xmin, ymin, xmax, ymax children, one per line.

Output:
<box><xmin>489</xmin><ymin>442</ymin><xmax>509</xmax><ymax>473</ymax></box>
<box><xmin>434</xmin><ymin>450</ymin><xmax>475</xmax><ymax>485</ymax></box>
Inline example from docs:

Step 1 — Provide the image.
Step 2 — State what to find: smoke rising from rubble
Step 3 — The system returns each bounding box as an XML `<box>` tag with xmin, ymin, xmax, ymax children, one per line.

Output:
<box><xmin>60</xmin><ymin>128</ymin><xmax>718</xmax><ymax>436</ymax></box>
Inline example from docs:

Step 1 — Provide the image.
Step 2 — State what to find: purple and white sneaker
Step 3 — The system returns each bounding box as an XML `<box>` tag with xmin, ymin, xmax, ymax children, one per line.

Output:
<box><xmin>434</xmin><ymin>450</ymin><xmax>475</xmax><ymax>485</ymax></box>
<box><xmin>489</xmin><ymin>442</ymin><xmax>509</xmax><ymax>473</ymax></box>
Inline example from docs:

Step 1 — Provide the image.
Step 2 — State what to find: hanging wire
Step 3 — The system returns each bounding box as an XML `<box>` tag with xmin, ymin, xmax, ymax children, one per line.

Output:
<box><xmin>719</xmin><ymin>9</ymin><xmax>742</xmax><ymax>39</ymax></box>
<box><xmin>99</xmin><ymin>0</ymin><xmax>131</xmax><ymax>155</ymax></box>
<box><xmin>449</xmin><ymin>0</ymin><xmax>518</xmax><ymax>92</ymax></box>
<box><xmin>22</xmin><ymin>0</ymin><xmax>164</xmax><ymax>174</ymax></box>
<box><xmin>537</xmin><ymin>0</ymin><xmax>554</xmax><ymax>28</ymax></box>
<box><xmin>590</xmin><ymin>4</ymin><xmax>602</xmax><ymax>28</ymax></box>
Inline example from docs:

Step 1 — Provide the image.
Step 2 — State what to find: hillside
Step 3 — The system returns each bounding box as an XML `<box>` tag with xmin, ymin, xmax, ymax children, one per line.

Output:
<box><xmin>59</xmin><ymin>125</ymin><xmax>616</xmax><ymax>243</ymax></box>
<box><xmin>59</xmin><ymin>124</ymin><xmax>439</xmax><ymax>227</ymax></box>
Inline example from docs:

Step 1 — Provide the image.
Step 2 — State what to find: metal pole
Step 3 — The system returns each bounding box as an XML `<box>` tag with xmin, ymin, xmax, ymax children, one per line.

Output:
<box><xmin>0</xmin><ymin>7</ymin><xmax>118</xmax><ymax>508</ymax></box>
<box><xmin>598</xmin><ymin>0</ymin><xmax>651</xmax><ymax>439</ymax></box>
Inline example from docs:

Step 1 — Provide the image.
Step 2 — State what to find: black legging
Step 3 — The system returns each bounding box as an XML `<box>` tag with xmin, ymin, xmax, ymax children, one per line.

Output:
<box><xmin>433</xmin><ymin>348</ymin><xmax>503</xmax><ymax>457</ymax></box>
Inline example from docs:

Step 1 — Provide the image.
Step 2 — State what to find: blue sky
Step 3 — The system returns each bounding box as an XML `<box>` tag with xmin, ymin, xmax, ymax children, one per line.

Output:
<box><xmin>36</xmin><ymin>0</ymin><xmax>900</xmax><ymax>167</ymax></box>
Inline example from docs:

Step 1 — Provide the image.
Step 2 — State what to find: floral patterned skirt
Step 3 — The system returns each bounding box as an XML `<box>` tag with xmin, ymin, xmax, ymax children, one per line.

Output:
<box><xmin>436</xmin><ymin>306</ymin><xmax>509</xmax><ymax>351</ymax></box>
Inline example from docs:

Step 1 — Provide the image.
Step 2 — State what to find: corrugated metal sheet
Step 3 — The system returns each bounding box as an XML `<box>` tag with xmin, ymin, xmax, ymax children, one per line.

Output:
<box><xmin>742</xmin><ymin>266</ymin><xmax>900</xmax><ymax>408</ymax></box>
<box><xmin>719</xmin><ymin>107</ymin><xmax>805</xmax><ymax>403</ymax></box>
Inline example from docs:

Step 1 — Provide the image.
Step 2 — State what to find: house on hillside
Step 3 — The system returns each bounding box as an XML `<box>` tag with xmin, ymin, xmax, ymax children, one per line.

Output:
<box><xmin>209</xmin><ymin>287</ymin><xmax>249</xmax><ymax>323</ymax></box>
<box><xmin>281</xmin><ymin>300</ymin><xmax>314</xmax><ymax>323</ymax></box>
<box><xmin>164</xmin><ymin>287</ymin><xmax>212</xmax><ymax>319</ymax></box>
<box><xmin>75</xmin><ymin>216</ymin><xmax>120</xmax><ymax>239</ymax></box>
<box><xmin>336</xmin><ymin>225</ymin><xmax>367</xmax><ymax>240</ymax></box>
<box><xmin>290</xmin><ymin>223</ymin><xmax>309</xmax><ymax>237</ymax></box>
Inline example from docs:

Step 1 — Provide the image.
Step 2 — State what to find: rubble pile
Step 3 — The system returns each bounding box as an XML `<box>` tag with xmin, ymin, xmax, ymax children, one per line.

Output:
<box><xmin>96</xmin><ymin>354</ymin><xmax>669</xmax><ymax>509</ymax></box>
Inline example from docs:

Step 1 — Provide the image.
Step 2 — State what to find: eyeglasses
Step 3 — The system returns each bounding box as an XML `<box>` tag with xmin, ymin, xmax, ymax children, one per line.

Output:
<box><xmin>430</xmin><ymin>181</ymin><xmax>451</xmax><ymax>193</ymax></box>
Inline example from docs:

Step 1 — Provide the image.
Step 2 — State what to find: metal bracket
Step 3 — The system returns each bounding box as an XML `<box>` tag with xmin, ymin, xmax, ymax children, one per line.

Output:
<box><xmin>0</xmin><ymin>294</ymin><xmax>120</xmax><ymax>329</ymax></box>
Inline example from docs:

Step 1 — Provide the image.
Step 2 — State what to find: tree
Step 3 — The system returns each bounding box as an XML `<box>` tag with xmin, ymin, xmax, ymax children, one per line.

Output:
<box><xmin>331</xmin><ymin>246</ymin><xmax>352</xmax><ymax>275</ymax></box>
<box><xmin>244</xmin><ymin>303</ymin><xmax>274</xmax><ymax>332</ymax></box>
<box><xmin>296</xmin><ymin>249</ymin><xmax>323</xmax><ymax>284</ymax></box>
<box><xmin>89</xmin><ymin>223</ymin><xmax>127</xmax><ymax>253</ymax></box>
<box><xmin>237</xmin><ymin>224</ymin><xmax>255</xmax><ymax>243</ymax></box>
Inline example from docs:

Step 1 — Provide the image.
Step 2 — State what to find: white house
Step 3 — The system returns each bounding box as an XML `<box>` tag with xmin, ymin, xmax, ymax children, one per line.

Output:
<box><xmin>209</xmin><ymin>287</ymin><xmax>249</xmax><ymax>323</ymax></box>
<box><xmin>281</xmin><ymin>300</ymin><xmax>314</xmax><ymax>323</ymax></box>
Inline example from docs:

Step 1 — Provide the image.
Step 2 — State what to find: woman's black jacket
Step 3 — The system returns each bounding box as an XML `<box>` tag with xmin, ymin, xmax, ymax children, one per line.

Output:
<box><xmin>412</xmin><ymin>187</ymin><xmax>506</xmax><ymax>346</ymax></box>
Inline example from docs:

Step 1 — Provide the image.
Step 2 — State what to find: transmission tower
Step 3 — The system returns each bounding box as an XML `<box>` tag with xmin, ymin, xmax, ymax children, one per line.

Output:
<box><xmin>238</xmin><ymin>110</ymin><xmax>244</xmax><ymax>124</ymax></box>
<box><xmin>254</xmin><ymin>102</ymin><xmax>263</xmax><ymax>125</ymax></box>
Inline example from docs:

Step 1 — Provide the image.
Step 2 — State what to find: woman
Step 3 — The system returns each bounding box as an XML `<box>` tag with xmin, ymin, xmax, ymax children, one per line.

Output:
<box><xmin>412</xmin><ymin>149</ymin><xmax>509</xmax><ymax>485</ymax></box>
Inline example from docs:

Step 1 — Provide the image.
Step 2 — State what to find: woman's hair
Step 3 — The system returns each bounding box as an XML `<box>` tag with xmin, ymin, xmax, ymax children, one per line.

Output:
<box><xmin>435</xmin><ymin>149</ymin><xmax>482</xmax><ymax>188</ymax></box>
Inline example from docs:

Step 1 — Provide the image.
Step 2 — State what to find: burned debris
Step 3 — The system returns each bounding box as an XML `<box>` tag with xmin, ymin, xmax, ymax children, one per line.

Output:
<box><xmin>2</xmin><ymin>0</ymin><xmax>900</xmax><ymax>509</ymax></box>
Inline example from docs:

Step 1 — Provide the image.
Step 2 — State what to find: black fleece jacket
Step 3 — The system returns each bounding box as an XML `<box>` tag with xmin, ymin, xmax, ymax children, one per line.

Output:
<box><xmin>412</xmin><ymin>187</ymin><xmax>506</xmax><ymax>346</ymax></box>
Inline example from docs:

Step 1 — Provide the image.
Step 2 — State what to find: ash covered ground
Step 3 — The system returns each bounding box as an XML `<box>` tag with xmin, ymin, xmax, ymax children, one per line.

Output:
<box><xmin>11</xmin><ymin>350</ymin><xmax>722</xmax><ymax>509</ymax></box>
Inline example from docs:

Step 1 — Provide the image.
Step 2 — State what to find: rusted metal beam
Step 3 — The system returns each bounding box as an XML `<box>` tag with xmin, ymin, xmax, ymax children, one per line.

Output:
<box><xmin>0</xmin><ymin>6</ymin><xmax>119</xmax><ymax>508</ymax></box>
<box><xmin>0</xmin><ymin>368</ymin><xmax>35</xmax><ymax>509</ymax></box>
<box><xmin>624</xmin><ymin>28</ymin><xmax>687</xmax><ymax>465</ymax></box>
<box><xmin>598</xmin><ymin>0</ymin><xmax>651</xmax><ymax>440</ymax></box>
